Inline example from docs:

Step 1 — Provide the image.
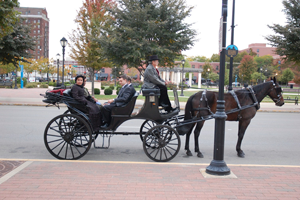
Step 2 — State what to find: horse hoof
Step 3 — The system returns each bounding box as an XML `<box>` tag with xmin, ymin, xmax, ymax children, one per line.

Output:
<box><xmin>186</xmin><ymin>151</ymin><xmax>193</xmax><ymax>156</ymax></box>
<box><xmin>197</xmin><ymin>152</ymin><xmax>204</xmax><ymax>158</ymax></box>
<box><xmin>237</xmin><ymin>151</ymin><xmax>245</xmax><ymax>158</ymax></box>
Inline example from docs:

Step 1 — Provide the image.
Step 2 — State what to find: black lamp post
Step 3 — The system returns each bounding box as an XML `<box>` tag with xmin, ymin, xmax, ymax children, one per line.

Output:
<box><xmin>47</xmin><ymin>62</ymin><xmax>49</xmax><ymax>84</ymax></box>
<box><xmin>114</xmin><ymin>67</ymin><xmax>117</xmax><ymax>86</ymax></box>
<box><xmin>206</xmin><ymin>0</ymin><xmax>230</xmax><ymax>176</ymax></box>
<box><xmin>180</xmin><ymin>59</ymin><xmax>185</xmax><ymax>96</ymax></box>
<box><xmin>56</xmin><ymin>53</ymin><xmax>60</xmax><ymax>87</ymax></box>
<box><xmin>207</xmin><ymin>68</ymin><xmax>210</xmax><ymax>88</ymax></box>
<box><xmin>228</xmin><ymin>0</ymin><xmax>236</xmax><ymax>91</ymax></box>
<box><xmin>260</xmin><ymin>67</ymin><xmax>262</xmax><ymax>84</ymax></box>
<box><xmin>60</xmin><ymin>37</ymin><xmax>68</xmax><ymax>88</ymax></box>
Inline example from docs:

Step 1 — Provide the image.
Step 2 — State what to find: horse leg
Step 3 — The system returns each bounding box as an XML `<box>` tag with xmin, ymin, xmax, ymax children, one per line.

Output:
<box><xmin>194</xmin><ymin>121</ymin><xmax>205</xmax><ymax>158</ymax></box>
<box><xmin>185</xmin><ymin>124</ymin><xmax>195</xmax><ymax>156</ymax></box>
<box><xmin>236</xmin><ymin>119</ymin><xmax>251</xmax><ymax>158</ymax></box>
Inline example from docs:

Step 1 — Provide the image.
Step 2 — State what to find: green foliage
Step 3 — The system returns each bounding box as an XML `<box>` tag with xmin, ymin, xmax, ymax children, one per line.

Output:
<box><xmin>98</xmin><ymin>0</ymin><xmax>196</xmax><ymax>68</ymax></box>
<box><xmin>48</xmin><ymin>81</ymin><xmax>56</xmax><ymax>86</ymax></box>
<box><xmin>109</xmin><ymin>85</ymin><xmax>115</xmax><ymax>90</ymax></box>
<box><xmin>0</xmin><ymin>18</ymin><xmax>35</xmax><ymax>67</ymax></box>
<box><xmin>94</xmin><ymin>88</ymin><xmax>100</xmax><ymax>95</ymax></box>
<box><xmin>281</xmin><ymin>68</ymin><xmax>295</xmax><ymax>84</ymax></box>
<box><xmin>202</xmin><ymin>63</ymin><xmax>212</xmax><ymax>79</ymax></box>
<box><xmin>166</xmin><ymin>82</ymin><xmax>177</xmax><ymax>90</ymax></box>
<box><xmin>40</xmin><ymin>84</ymin><xmax>49</xmax><ymax>88</ymax></box>
<box><xmin>0</xmin><ymin>0</ymin><xmax>19</xmax><ymax>39</ymax></box>
<box><xmin>101</xmin><ymin>86</ymin><xmax>105</xmax><ymax>90</ymax></box>
<box><xmin>16</xmin><ymin>77</ymin><xmax>27</xmax><ymax>86</ymax></box>
<box><xmin>104</xmin><ymin>88</ymin><xmax>113</xmax><ymax>95</ymax></box>
<box><xmin>251</xmin><ymin>72</ymin><xmax>266</xmax><ymax>84</ymax></box>
<box><xmin>209</xmin><ymin>72</ymin><xmax>219</xmax><ymax>82</ymax></box>
<box><xmin>25</xmin><ymin>82</ymin><xmax>39</xmax><ymax>88</ymax></box>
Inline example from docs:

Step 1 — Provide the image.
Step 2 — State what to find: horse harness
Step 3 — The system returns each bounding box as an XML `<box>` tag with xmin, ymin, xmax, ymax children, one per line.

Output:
<box><xmin>193</xmin><ymin>86</ymin><xmax>260</xmax><ymax>121</ymax></box>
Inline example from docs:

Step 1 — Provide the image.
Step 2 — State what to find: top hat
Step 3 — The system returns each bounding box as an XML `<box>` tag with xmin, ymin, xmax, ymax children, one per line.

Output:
<box><xmin>149</xmin><ymin>55</ymin><xmax>159</xmax><ymax>61</ymax></box>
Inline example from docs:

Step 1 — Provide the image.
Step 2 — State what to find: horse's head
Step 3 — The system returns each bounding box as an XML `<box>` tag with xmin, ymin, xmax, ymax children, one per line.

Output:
<box><xmin>268</xmin><ymin>77</ymin><xmax>284</xmax><ymax>106</ymax></box>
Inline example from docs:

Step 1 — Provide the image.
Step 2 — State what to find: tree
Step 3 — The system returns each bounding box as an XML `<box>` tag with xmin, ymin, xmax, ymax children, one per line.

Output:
<box><xmin>251</xmin><ymin>72</ymin><xmax>266</xmax><ymax>84</ymax></box>
<box><xmin>0</xmin><ymin>0</ymin><xmax>19</xmax><ymax>39</ymax></box>
<box><xmin>202</xmin><ymin>62</ymin><xmax>212</xmax><ymax>79</ymax></box>
<box><xmin>238</xmin><ymin>55</ymin><xmax>257</xmax><ymax>83</ymax></box>
<box><xmin>0</xmin><ymin>63</ymin><xmax>15</xmax><ymax>79</ymax></box>
<box><xmin>281</xmin><ymin>68</ymin><xmax>294</xmax><ymax>85</ymax></box>
<box><xmin>69</xmin><ymin>0</ymin><xmax>114</xmax><ymax>94</ymax></box>
<box><xmin>98</xmin><ymin>0</ymin><xmax>196</xmax><ymax>72</ymax></box>
<box><xmin>0</xmin><ymin>18</ymin><xmax>35</xmax><ymax>67</ymax></box>
<box><xmin>266</xmin><ymin>0</ymin><xmax>300</xmax><ymax>64</ymax></box>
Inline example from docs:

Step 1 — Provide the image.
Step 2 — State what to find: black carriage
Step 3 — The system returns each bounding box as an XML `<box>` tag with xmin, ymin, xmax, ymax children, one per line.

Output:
<box><xmin>42</xmin><ymin>88</ymin><xmax>184</xmax><ymax>162</ymax></box>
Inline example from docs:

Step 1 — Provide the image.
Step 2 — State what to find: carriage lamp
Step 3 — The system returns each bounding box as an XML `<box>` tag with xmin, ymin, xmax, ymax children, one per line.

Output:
<box><xmin>180</xmin><ymin>59</ymin><xmax>185</xmax><ymax>96</ymax></box>
<box><xmin>60</xmin><ymin>37</ymin><xmax>68</xmax><ymax>88</ymax></box>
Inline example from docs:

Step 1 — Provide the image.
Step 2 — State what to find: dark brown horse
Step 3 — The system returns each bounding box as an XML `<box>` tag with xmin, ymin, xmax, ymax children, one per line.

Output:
<box><xmin>176</xmin><ymin>77</ymin><xmax>284</xmax><ymax>158</ymax></box>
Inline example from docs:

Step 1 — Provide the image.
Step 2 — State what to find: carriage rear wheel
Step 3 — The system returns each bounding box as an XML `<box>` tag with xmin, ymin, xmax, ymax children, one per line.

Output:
<box><xmin>44</xmin><ymin>114</ymin><xmax>92</xmax><ymax>160</ymax></box>
<box><xmin>143</xmin><ymin>125</ymin><xmax>180</xmax><ymax>162</ymax></box>
<box><xmin>139</xmin><ymin>120</ymin><xmax>158</xmax><ymax>143</ymax></box>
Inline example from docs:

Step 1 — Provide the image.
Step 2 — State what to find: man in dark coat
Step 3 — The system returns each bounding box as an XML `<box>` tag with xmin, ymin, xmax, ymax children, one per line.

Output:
<box><xmin>142</xmin><ymin>55</ymin><xmax>174</xmax><ymax>113</ymax></box>
<box><xmin>101</xmin><ymin>75</ymin><xmax>136</xmax><ymax>127</ymax></box>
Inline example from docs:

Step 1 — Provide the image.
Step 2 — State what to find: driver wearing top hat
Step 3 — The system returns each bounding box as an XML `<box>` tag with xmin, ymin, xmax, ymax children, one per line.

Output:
<box><xmin>142</xmin><ymin>55</ymin><xmax>175</xmax><ymax>113</ymax></box>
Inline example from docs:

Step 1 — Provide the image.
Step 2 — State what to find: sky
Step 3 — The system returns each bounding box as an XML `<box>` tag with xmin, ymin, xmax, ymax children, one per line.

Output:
<box><xmin>18</xmin><ymin>0</ymin><xmax>287</xmax><ymax>61</ymax></box>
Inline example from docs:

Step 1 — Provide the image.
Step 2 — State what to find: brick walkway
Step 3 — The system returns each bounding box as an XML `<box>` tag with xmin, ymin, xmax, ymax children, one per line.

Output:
<box><xmin>0</xmin><ymin>160</ymin><xmax>299</xmax><ymax>199</ymax></box>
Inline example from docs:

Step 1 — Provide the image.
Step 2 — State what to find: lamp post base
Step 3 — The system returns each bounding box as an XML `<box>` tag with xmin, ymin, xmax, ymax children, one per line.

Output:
<box><xmin>206</xmin><ymin>160</ymin><xmax>230</xmax><ymax>175</ymax></box>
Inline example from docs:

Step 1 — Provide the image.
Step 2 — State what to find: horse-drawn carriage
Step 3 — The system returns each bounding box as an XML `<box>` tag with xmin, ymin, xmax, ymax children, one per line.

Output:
<box><xmin>42</xmin><ymin>77</ymin><xmax>284</xmax><ymax>162</ymax></box>
<box><xmin>42</xmin><ymin>87</ymin><xmax>184</xmax><ymax>162</ymax></box>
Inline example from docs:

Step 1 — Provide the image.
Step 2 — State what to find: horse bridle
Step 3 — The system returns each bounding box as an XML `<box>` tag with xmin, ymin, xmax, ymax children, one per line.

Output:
<box><xmin>270</xmin><ymin>81</ymin><xmax>283</xmax><ymax>105</ymax></box>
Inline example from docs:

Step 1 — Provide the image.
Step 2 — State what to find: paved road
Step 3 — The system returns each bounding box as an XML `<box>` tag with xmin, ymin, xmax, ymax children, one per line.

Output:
<box><xmin>0</xmin><ymin>105</ymin><xmax>299</xmax><ymax>166</ymax></box>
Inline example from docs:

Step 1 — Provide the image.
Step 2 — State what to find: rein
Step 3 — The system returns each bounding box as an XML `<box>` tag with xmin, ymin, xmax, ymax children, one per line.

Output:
<box><xmin>269</xmin><ymin>81</ymin><xmax>283</xmax><ymax>105</ymax></box>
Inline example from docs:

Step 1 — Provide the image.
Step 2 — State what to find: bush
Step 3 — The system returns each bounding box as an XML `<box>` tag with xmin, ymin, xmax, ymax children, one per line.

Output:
<box><xmin>48</xmin><ymin>81</ymin><xmax>56</xmax><ymax>86</ymax></box>
<box><xmin>104</xmin><ymin>88</ymin><xmax>113</xmax><ymax>95</ymax></box>
<box><xmin>131</xmin><ymin>80</ymin><xmax>143</xmax><ymax>87</ymax></box>
<box><xmin>101</xmin><ymin>86</ymin><xmax>105</xmax><ymax>90</ymax></box>
<box><xmin>116</xmin><ymin>86</ymin><xmax>121</xmax><ymax>95</ymax></box>
<box><xmin>101</xmin><ymin>81</ymin><xmax>111</xmax><ymax>87</ymax></box>
<box><xmin>40</xmin><ymin>84</ymin><xmax>49</xmax><ymax>88</ymax></box>
<box><xmin>166</xmin><ymin>82</ymin><xmax>177</xmax><ymax>90</ymax></box>
<box><xmin>94</xmin><ymin>88</ymin><xmax>100</xmax><ymax>95</ymax></box>
<box><xmin>109</xmin><ymin>85</ymin><xmax>115</xmax><ymax>90</ymax></box>
<box><xmin>25</xmin><ymin>82</ymin><xmax>39</xmax><ymax>88</ymax></box>
<box><xmin>16</xmin><ymin>77</ymin><xmax>27</xmax><ymax>87</ymax></box>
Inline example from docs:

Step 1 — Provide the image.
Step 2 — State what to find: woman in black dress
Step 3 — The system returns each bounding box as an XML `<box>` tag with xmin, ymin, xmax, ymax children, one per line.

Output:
<box><xmin>71</xmin><ymin>75</ymin><xmax>102</xmax><ymax>130</ymax></box>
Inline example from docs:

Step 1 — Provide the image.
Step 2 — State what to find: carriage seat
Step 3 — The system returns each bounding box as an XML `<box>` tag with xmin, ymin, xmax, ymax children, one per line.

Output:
<box><xmin>111</xmin><ymin>92</ymin><xmax>139</xmax><ymax>116</ymax></box>
<box><xmin>142</xmin><ymin>88</ymin><xmax>160</xmax><ymax>96</ymax></box>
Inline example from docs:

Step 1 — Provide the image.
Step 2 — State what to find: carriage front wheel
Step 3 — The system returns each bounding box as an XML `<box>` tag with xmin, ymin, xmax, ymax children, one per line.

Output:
<box><xmin>143</xmin><ymin>125</ymin><xmax>180</xmax><ymax>162</ymax></box>
<box><xmin>44</xmin><ymin>114</ymin><xmax>92</xmax><ymax>160</ymax></box>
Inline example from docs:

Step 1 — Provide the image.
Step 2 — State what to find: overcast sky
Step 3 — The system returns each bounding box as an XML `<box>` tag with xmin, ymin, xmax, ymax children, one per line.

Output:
<box><xmin>18</xmin><ymin>0</ymin><xmax>287</xmax><ymax>61</ymax></box>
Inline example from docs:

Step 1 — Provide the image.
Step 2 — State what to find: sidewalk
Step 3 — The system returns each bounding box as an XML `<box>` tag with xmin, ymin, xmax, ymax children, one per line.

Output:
<box><xmin>0</xmin><ymin>159</ymin><xmax>299</xmax><ymax>199</ymax></box>
<box><xmin>0</xmin><ymin>88</ymin><xmax>299</xmax><ymax>112</ymax></box>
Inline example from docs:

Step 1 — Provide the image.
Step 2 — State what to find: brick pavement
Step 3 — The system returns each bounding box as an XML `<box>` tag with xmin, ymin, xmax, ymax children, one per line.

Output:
<box><xmin>0</xmin><ymin>160</ymin><xmax>299</xmax><ymax>200</ymax></box>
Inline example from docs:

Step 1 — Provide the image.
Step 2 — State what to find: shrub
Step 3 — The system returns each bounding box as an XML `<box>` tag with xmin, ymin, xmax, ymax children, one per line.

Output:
<box><xmin>104</xmin><ymin>88</ymin><xmax>112</xmax><ymax>95</ymax></box>
<box><xmin>109</xmin><ymin>85</ymin><xmax>115</xmax><ymax>90</ymax></box>
<box><xmin>40</xmin><ymin>84</ymin><xmax>49</xmax><ymax>88</ymax></box>
<box><xmin>25</xmin><ymin>84</ymin><xmax>35</xmax><ymax>88</ymax></box>
<box><xmin>166</xmin><ymin>82</ymin><xmax>177</xmax><ymax>90</ymax></box>
<box><xmin>116</xmin><ymin>86</ymin><xmax>121</xmax><ymax>95</ymax></box>
<box><xmin>101</xmin><ymin>86</ymin><xmax>105</xmax><ymax>90</ymax></box>
<box><xmin>25</xmin><ymin>82</ymin><xmax>39</xmax><ymax>88</ymax></box>
<box><xmin>101</xmin><ymin>81</ymin><xmax>111</xmax><ymax>86</ymax></box>
<box><xmin>16</xmin><ymin>77</ymin><xmax>28</xmax><ymax>86</ymax></box>
<box><xmin>94</xmin><ymin>88</ymin><xmax>100</xmax><ymax>95</ymax></box>
<box><xmin>131</xmin><ymin>80</ymin><xmax>143</xmax><ymax>87</ymax></box>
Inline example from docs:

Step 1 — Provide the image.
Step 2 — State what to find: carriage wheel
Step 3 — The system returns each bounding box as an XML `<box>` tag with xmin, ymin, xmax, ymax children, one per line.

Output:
<box><xmin>139</xmin><ymin>120</ymin><xmax>158</xmax><ymax>143</ymax></box>
<box><xmin>143</xmin><ymin>125</ymin><xmax>181</xmax><ymax>162</ymax></box>
<box><xmin>63</xmin><ymin>110</ymin><xmax>98</xmax><ymax>146</ymax></box>
<box><xmin>44</xmin><ymin>114</ymin><xmax>92</xmax><ymax>160</ymax></box>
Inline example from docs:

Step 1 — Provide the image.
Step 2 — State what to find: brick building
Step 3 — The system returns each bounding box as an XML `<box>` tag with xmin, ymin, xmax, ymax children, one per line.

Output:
<box><xmin>15</xmin><ymin>7</ymin><xmax>50</xmax><ymax>60</ymax></box>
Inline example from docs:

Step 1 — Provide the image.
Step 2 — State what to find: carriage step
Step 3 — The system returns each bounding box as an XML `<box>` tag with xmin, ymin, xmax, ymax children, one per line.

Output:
<box><xmin>93</xmin><ymin>134</ymin><xmax>113</xmax><ymax>149</ymax></box>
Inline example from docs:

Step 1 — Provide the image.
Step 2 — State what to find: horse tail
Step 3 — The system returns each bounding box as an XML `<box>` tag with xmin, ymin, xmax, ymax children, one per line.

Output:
<box><xmin>176</xmin><ymin>93</ymin><xmax>196</xmax><ymax>135</ymax></box>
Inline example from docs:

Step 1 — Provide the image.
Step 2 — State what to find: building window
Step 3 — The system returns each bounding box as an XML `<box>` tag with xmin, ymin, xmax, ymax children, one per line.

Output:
<box><xmin>216</xmin><ymin>66</ymin><xmax>219</xmax><ymax>70</ymax></box>
<box><xmin>192</xmin><ymin>65</ymin><xmax>195</xmax><ymax>68</ymax></box>
<box><xmin>28</xmin><ymin>19</ymin><xmax>30</xmax><ymax>23</ymax></box>
<box><xmin>257</xmin><ymin>49</ymin><xmax>259</xmax><ymax>53</ymax></box>
<box><xmin>34</xmin><ymin>20</ymin><xmax>36</xmax><ymax>23</ymax></box>
<box><xmin>38</xmin><ymin>30</ymin><xmax>40</xmax><ymax>34</ymax></box>
<box><xmin>38</xmin><ymin>19</ymin><xmax>40</xmax><ymax>23</ymax></box>
<box><xmin>33</xmin><ymin>30</ymin><xmax>36</xmax><ymax>34</ymax></box>
<box><xmin>38</xmin><ymin>12</ymin><xmax>40</xmax><ymax>15</ymax></box>
<box><xmin>38</xmin><ymin>25</ymin><xmax>40</xmax><ymax>28</ymax></box>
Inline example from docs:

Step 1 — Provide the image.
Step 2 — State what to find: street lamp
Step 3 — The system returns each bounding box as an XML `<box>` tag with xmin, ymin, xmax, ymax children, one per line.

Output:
<box><xmin>260</xmin><ymin>67</ymin><xmax>262</xmax><ymax>84</ymax></box>
<box><xmin>180</xmin><ymin>59</ymin><xmax>185</xmax><ymax>96</ymax></box>
<box><xmin>60</xmin><ymin>37</ymin><xmax>68</xmax><ymax>88</ymax></box>
<box><xmin>114</xmin><ymin>67</ymin><xmax>117</xmax><ymax>86</ymax></box>
<box><xmin>56</xmin><ymin>53</ymin><xmax>60</xmax><ymax>87</ymax></box>
<box><xmin>207</xmin><ymin>68</ymin><xmax>210</xmax><ymax>88</ymax></box>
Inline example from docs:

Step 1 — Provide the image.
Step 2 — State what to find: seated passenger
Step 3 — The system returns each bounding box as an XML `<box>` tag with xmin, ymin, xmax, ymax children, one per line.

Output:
<box><xmin>142</xmin><ymin>55</ymin><xmax>174</xmax><ymax>113</ymax></box>
<box><xmin>82</xmin><ymin>78</ymin><xmax>102</xmax><ymax>109</ymax></box>
<box><xmin>71</xmin><ymin>75</ymin><xmax>102</xmax><ymax>130</ymax></box>
<box><xmin>101</xmin><ymin>75</ymin><xmax>136</xmax><ymax>128</ymax></box>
